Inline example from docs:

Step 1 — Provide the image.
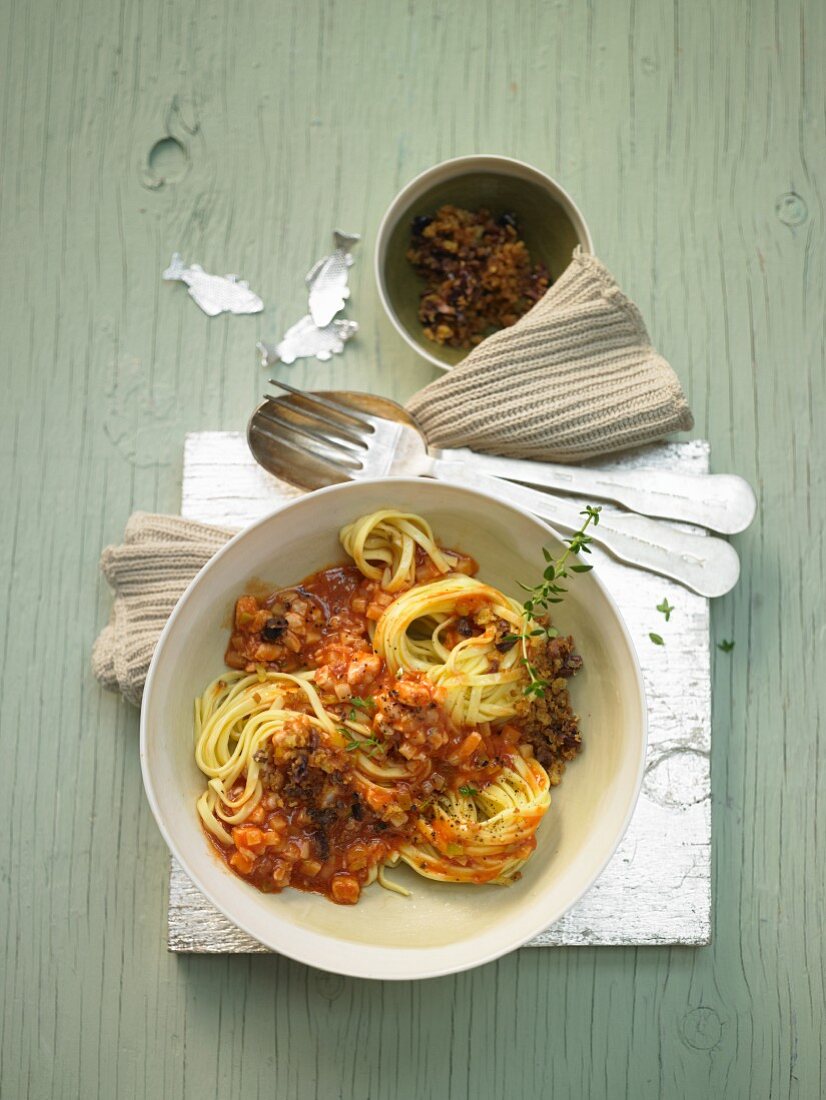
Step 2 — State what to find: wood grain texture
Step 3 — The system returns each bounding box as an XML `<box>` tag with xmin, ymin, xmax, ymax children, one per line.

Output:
<box><xmin>171</xmin><ymin>432</ymin><xmax>711</xmax><ymax>950</ymax></box>
<box><xmin>1</xmin><ymin>0</ymin><xmax>823</xmax><ymax>1097</ymax></box>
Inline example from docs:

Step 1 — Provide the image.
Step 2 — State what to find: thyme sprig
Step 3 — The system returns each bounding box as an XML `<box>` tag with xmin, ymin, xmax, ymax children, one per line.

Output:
<box><xmin>508</xmin><ymin>505</ymin><xmax>602</xmax><ymax>698</ymax></box>
<box><xmin>339</xmin><ymin>727</ymin><xmax>384</xmax><ymax>758</ymax></box>
<box><xmin>348</xmin><ymin>695</ymin><xmax>376</xmax><ymax>720</ymax></box>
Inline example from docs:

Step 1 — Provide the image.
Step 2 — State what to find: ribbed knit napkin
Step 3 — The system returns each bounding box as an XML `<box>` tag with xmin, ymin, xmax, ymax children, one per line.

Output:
<box><xmin>406</xmin><ymin>248</ymin><xmax>693</xmax><ymax>461</ymax></box>
<box><xmin>92</xmin><ymin>512</ymin><xmax>233</xmax><ymax>706</ymax></box>
<box><xmin>93</xmin><ymin>248</ymin><xmax>694</xmax><ymax>705</ymax></box>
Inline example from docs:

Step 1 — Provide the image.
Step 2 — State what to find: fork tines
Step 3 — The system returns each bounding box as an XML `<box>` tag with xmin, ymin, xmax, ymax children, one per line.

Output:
<box><xmin>254</xmin><ymin>381</ymin><xmax>375</xmax><ymax>471</ymax></box>
<box><xmin>268</xmin><ymin>379</ymin><xmax>375</xmax><ymax>429</ymax></box>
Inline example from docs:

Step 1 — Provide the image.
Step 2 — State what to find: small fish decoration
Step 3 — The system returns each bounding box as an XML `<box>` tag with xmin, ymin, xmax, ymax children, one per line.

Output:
<box><xmin>257</xmin><ymin>316</ymin><xmax>358</xmax><ymax>367</ymax></box>
<box><xmin>259</xmin><ymin>229</ymin><xmax>360</xmax><ymax>365</ymax></box>
<box><xmin>306</xmin><ymin>231</ymin><xmax>360</xmax><ymax>327</ymax></box>
<box><xmin>163</xmin><ymin>253</ymin><xmax>263</xmax><ymax>317</ymax></box>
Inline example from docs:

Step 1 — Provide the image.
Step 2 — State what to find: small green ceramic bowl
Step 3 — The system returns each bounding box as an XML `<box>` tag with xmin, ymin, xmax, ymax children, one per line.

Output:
<box><xmin>375</xmin><ymin>155</ymin><xmax>593</xmax><ymax>371</ymax></box>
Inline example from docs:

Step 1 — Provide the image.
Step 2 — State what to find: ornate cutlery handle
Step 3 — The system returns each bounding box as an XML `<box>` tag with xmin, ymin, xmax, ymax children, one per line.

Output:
<box><xmin>431</xmin><ymin>461</ymin><xmax>740</xmax><ymax>598</ymax></box>
<box><xmin>439</xmin><ymin>447</ymin><xmax>757</xmax><ymax>535</ymax></box>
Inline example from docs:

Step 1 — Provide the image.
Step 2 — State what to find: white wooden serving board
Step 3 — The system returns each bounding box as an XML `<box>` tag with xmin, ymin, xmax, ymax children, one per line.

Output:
<box><xmin>169</xmin><ymin>433</ymin><xmax>712</xmax><ymax>950</ymax></box>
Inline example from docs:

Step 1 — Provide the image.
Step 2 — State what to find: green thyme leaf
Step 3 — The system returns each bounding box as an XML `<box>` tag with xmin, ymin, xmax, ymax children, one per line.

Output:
<box><xmin>717</xmin><ymin>639</ymin><xmax>735</xmax><ymax>653</ymax></box>
<box><xmin>656</xmin><ymin>598</ymin><xmax>675</xmax><ymax>622</ymax></box>
<box><xmin>348</xmin><ymin>695</ymin><xmax>376</xmax><ymax>719</ymax></box>
<box><xmin>458</xmin><ymin>785</ymin><xmax>478</xmax><ymax>797</ymax></box>
<box><xmin>340</xmin><ymin>727</ymin><xmax>383</xmax><ymax>757</ymax></box>
<box><xmin>649</xmin><ymin>632</ymin><xmax>665</xmax><ymax>646</ymax></box>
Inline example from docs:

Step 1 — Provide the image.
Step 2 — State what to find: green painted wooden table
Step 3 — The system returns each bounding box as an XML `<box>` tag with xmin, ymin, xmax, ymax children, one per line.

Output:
<box><xmin>2</xmin><ymin>1</ymin><xmax>823</xmax><ymax>1096</ymax></box>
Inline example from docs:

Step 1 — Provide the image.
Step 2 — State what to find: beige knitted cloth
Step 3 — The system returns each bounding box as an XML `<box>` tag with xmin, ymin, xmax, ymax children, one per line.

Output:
<box><xmin>91</xmin><ymin>512</ymin><xmax>232</xmax><ymax>706</ymax></box>
<box><xmin>93</xmin><ymin>249</ymin><xmax>694</xmax><ymax>705</ymax></box>
<box><xmin>406</xmin><ymin>248</ymin><xmax>693</xmax><ymax>461</ymax></box>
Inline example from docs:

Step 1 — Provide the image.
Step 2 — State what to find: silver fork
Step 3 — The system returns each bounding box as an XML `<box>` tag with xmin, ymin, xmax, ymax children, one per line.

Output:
<box><xmin>253</xmin><ymin>381</ymin><xmax>741</xmax><ymax>597</ymax></box>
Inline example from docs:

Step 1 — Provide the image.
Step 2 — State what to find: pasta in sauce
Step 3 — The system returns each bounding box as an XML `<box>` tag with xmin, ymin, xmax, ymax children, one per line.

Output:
<box><xmin>194</xmin><ymin>509</ymin><xmax>583</xmax><ymax>905</ymax></box>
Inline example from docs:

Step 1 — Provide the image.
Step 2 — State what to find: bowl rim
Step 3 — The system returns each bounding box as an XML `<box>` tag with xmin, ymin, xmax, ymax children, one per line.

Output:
<box><xmin>140</xmin><ymin>476</ymin><xmax>647</xmax><ymax>980</ymax></box>
<box><xmin>374</xmin><ymin>154</ymin><xmax>594</xmax><ymax>370</ymax></box>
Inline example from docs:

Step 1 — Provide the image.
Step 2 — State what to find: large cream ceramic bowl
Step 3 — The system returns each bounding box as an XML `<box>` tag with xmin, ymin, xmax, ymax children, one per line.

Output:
<box><xmin>141</xmin><ymin>478</ymin><xmax>646</xmax><ymax>980</ymax></box>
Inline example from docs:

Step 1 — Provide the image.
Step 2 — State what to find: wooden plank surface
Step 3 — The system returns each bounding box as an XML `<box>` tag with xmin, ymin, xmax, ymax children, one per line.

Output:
<box><xmin>1</xmin><ymin>0</ymin><xmax>824</xmax><ymax>1097</ymax></box>
<box><xmin>170</xmin><ymin>432</ymin><xmax>712</xmax><ymax>950</ymax></box>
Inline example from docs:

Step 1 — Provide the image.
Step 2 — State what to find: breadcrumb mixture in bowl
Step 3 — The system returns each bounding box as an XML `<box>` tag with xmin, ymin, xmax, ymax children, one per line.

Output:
<box><xmin>407</xmin><ymin>205</ymin><xmax>551</xmax><ymax>349</ymax></box>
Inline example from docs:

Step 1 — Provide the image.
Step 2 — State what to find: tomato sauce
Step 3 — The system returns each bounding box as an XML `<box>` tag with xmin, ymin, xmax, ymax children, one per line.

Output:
<box><xmin>210</xmin><ymin>553</ymin><xmax>526</xmax><ymax>904</ymax></box>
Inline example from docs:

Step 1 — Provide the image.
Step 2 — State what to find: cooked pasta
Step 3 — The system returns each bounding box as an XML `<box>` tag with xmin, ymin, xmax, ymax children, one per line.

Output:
<box><xmin>373</xmin><ymin>574</ymin><xmax>527</xmax><ymax>726</ymax></box>
<box><xmin>194</xmin><ymin>509</ymin><xmax>583</xmax><ymax>905</ymax></box>
<box><xmin>339</xmin><ymin>509</ymin><xmax>451</xmax><ymax>592</ymax></box>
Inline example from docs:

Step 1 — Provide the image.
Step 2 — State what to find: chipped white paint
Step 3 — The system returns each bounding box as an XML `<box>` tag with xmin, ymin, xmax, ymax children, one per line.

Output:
<box><xmin>170</xmin><ymin>433</ymin><xmax>711</xmax><ymax>950</ymax></box>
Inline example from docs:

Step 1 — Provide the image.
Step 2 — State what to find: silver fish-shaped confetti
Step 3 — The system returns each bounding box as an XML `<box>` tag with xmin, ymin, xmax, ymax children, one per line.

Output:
<box><xmin>305</xmin><ymin>231</ymin><xmax>360</xmax><ymax>327</ymax></box>
<box><xmin>163</xmin><ymin>253</ymin><xmax>263</xmax><ymax>317</ymax></box>
<box><xmin>257</xmin><ymin>317</ymin><xmax>358</xmax><ymax>366</ymax></box>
